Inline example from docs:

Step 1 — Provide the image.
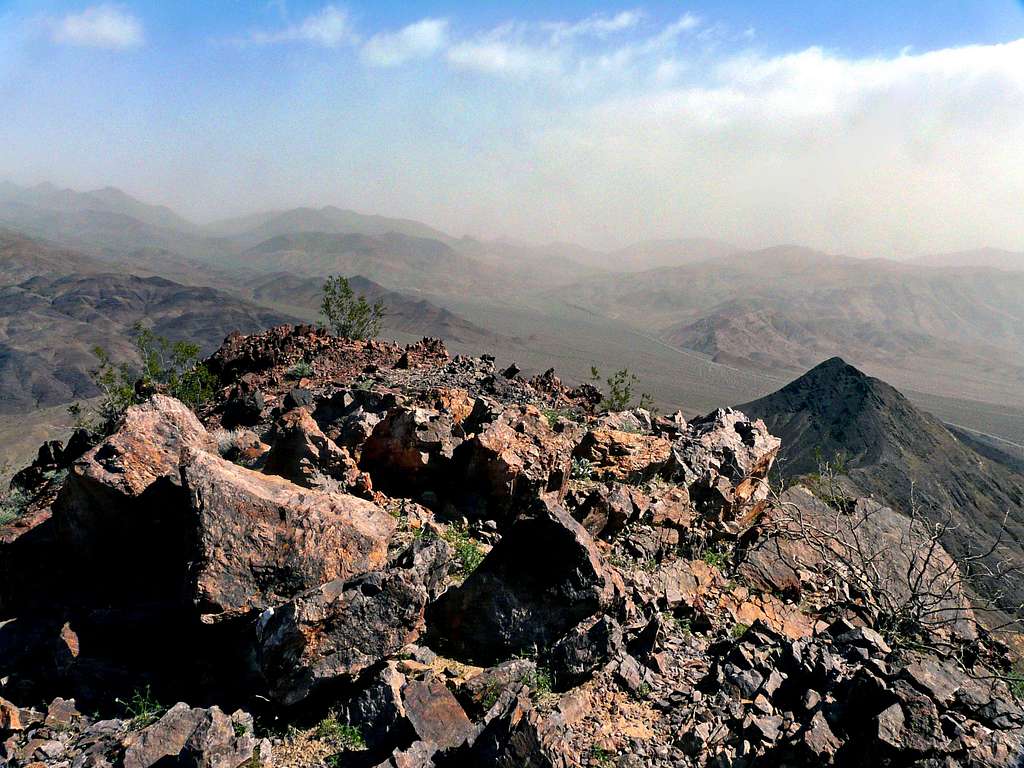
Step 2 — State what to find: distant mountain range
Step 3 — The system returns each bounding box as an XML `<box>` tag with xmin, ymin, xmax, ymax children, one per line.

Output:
<box><xmin>741</xmin><ymin>358</ymin><xmax>1024</xmax><ymax>606</ymax></box>
<box><xmin>2</xmin><ymin>180</ymin><xmax>1023</xmax><ymax>446</ymax></box>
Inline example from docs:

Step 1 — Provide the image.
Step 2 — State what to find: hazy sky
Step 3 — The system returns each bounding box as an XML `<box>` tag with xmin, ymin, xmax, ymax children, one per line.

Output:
<box><xmin>2</xmin><ymin>0</ymin><xmax>1024</xmax><ymax>255</ymax></box>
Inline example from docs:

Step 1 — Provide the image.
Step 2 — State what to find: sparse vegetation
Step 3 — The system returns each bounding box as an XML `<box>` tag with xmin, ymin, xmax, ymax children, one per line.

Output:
<box><xmin>571</xmin><ymin>456</ymin><xmax>594</xmax><ymax>480</ymax></box>
<box><xmin>701</xmin><ymin>546</ymin><xmax>728</xmax><ymax>569</ymax></box>
<box><xmin>285</xmin><ymin>361</ymin><xmax>314</xmax><ymax>380</ymax></box>
<box><xmin>315</xmin><ymin>713</ymin><xmax>366</xmax><ymax>751</ymax></box>
<box><xmin>0</xmin><ymin>485</ymin><xmax>30</xmax><ymax>526</ymax></box>
<box><xmin>442</xmin><ymin>522</ymin><xmax>486</xmax><ymax>577</ymax></box>
<box><xmin>320</xmin><ymin>275</ymin><xmax>385</xmax><ymax>340</ymax></box>
<box><xmin>591</xmin><ymin>746</ymin><xmax>615</xmax><ymax>766</ymax></box>
<box><xmin>80</xmin><ymin>323</ymin><xmax>216</xmax><ymax>434</ymax></box>
<box><xmin>731</xmin><ymin>622</ymin><xmax>750</xmax><ymax>639</ymax></box>
<box><xmin>589</xmin><ymin>366</ymin><xmax>653</xmax><ymax>412</ymax></box>
<box><xmin>117</xmin><ymin>685</ymin><xmax>166</xmax><ymax>729</ymax></box>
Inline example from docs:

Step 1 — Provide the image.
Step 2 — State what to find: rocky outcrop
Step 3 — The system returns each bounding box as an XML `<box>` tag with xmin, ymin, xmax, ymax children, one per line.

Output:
<box><xmin>427</xmin><ymin>498</ymin><xmax>621</xmax><ymax>664</ymax></box>
<box><xmin>4</xmin><ymin>327</ymin><xmax>1022</xmax><ymax>768</ymax></box>
<box><xmin>183</xmin><ymin>449</ymin><xmax>395</xmax><ymax>622</ymax></box>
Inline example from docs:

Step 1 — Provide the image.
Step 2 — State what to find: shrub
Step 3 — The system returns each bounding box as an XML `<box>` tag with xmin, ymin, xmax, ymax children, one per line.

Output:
<box><xmin>320</xmin><ymin>276</ymin><xmax>385</xmax><ymax>340</ymax></box>
<box><xmin>589</xmin><ymin>366</ymin><xmax>653</xmax><ymax>412</ymax></box>
<box><xmin>571</xmin><ymin>457</ymin><xmax>594</xmax><ymax>480</ymax></box>
<box><xmin>285</xmin><ymin>361</ymin><xmax>314</xmax><ymax>380</ymax></box>
<box><xmin>731</xmin><ymin>622</ymin><xmax>750</xmax><ymax>639</ymax></box>
<box><xmin>315</xmin><ymin>714</ymin><xmax>366</xmax><ymax>751</ymax></box>
<box><xmin>117</xmin><ymin>685</ymin><xmax>166</xmax><ymax>729</ymax></box>
<box><xmin>0</xmin><ymin>486</ymin><xmax>30</xmax><ymax>526</ymax></box>
<box><xmin>87</xmin><ymin>323</ymin><xmax>215</xmax><ymax>433</ymax></box>
<box><xmin>443</xmin><ymin>523</ymin><xmax>486</xmax><ymax>578</ymax></box>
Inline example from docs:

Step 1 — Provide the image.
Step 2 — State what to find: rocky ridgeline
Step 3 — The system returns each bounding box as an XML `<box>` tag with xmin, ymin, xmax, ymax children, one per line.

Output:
<box><xmin>1</xmin><ymin>325</ymin><xmax>1022</xmax><ymax>768</ymax></box>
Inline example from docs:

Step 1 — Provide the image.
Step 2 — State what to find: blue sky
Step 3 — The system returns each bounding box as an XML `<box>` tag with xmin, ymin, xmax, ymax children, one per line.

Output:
<box><xmin>2</xmin><ymin>1</ymin><xmax>1024</xmax><ymax>254</ymax></box>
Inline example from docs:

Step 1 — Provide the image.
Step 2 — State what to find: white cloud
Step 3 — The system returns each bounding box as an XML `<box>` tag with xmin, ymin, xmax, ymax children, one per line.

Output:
<box><xmin>243</xmin><ymin>5</ymin><xmax>354</xmax><ymax>47</ymax></box>
<box><xmin>516</xmin><ymin>39</ymin><xmax>1024</xmax><ymax>253</ymax></box>
<box><xmin>446</xmin><ymin>29</ymin><xmax>563</xmax><ymax>78</ymax></box>
<box><xmin>361</xmin><ymin>18</ymin><xmax>448</xmax><ymax>66</ymax></box>
<box><xmin>52</xmin><ymin>4</ymin><xmax>143</xmax><ymax>49</ymax></box>
<box><xmin>543</xmin><ymin>10</ymin><xmax>643</xmax><ymax>42</ymax></box>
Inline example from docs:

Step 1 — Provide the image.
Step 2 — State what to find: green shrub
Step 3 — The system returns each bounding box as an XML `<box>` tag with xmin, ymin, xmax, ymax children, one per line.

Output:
<box><xmin>731</xmin><ymin>622</ymin><xmax>750</xmax><ymax>639</ymax></box>
<box><xmin>320</xmin><ymin>276</ymin><xmax>385</xmax><ymax>340</ymax></box>
<box><xmin>315</xmin><ymin>714</ymin><xmax>366</xmax><ymax>751</ymax></box>
<box><xmin>88</xmin><ymin>323</ymin><xmax>215</xmax><ymax>433</ymax></box>
<box><xmin>285</xmin><ymin>361</ymin><xmax>314</xmax><ymax>380</ymax></box>
<box><xmin>571</xmin><ymin>457</ymin><xmax>594</xmax><ymax>481</ymax></box>
<box><xmin>589</xmin><ymin>366</ymin><xmax>653</xmax><ymax>412</ymax></box>
<box><xmin>0</xmin><ymin>486</ymin><xmax>30</xmax><ymax>526</ymax></box>
<box><xmin>443</xmin><ymin>523</ymin><xmax>485</xmax><ymax>577</ymax></box>
<box><xmin>117</xmin><ymin>685</ymin><xmax>166</xmax><ymax>729</ymax></box>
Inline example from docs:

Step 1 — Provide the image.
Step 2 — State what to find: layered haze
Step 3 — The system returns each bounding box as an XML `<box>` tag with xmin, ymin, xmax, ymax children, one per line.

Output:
<box><xmin>3</xmin><ymin>1</ymin><xmax>1024</xmax><ymax>256</ymax></box>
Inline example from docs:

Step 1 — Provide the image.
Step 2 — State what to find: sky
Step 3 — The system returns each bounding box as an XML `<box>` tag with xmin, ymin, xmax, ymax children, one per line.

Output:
<box><xmin>2</xmin><ymin>1</ymin><xmax>1024</xmax><ymax>256</ymax></box>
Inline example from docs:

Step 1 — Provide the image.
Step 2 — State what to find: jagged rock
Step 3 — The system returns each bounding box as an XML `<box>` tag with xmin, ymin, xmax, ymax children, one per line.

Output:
<box><xmin>550</xmin><ymin>616</ymin><xmax>624</xmax><ymax>689</ymax></box>
<box><xmin>221</xmin><ymin>376</ymin><xmax>267</xmax><ymax>429</ymax></box>
<box><xmin>261</xmin><ymin>408</ymin><xmax>367</xmax><ymax>492</ymax></box>
<box><xmin>258</xmin><ymin>540</ymin><xmax>450</xmax><ymax>705</ymax></box>
<box><xmin>596</xmin><ymin>409</ymin><xmax>655</xmax><ymax>434</ymax></box>
<box><xmin>427</xmin><ymin>498</ymin><xmax>620</xmax><ymax>664</ymax></box>
<box><xmin>663</xmin><ymin>408</ymin><xmax>779</xmax><ymax>521</ymax></box>
<box><xmin>360</xmin><ymin>406</ymin><xmax>462</xmax><ymax>493</ymax></box>
<box><xmin>182</xmin><ymin>449</ymin><xmax>395</xmax><ymax>621</ymax></box>
<box><xmin>0</xmin><ymin>697</ymin><xmax>22</xmax><ymax>731</ymax></box>
<box><xmin>570</xmin><ymin>484</ymin><xmax>645</xmax><ymax>540</ymax></box>
<box><xmin>122</xmin><ymin>703</ymin><xmax>268</xmax><ymax>768</ymax></box>
<box><xmin>453</xmin><ymin>404</ymin><xmax>580</xmax><ymax>517</ymax></box>
<box><xmin>402</xmin><ymin>678</ymin><xmax>473</xmax><ymax>750</ymax></box>
<box><xmin>802</xmin><ymin>710</ymin><xmax>841</xmax><ymax>760</ymax></box>
<box><xmin>575</xmin><ymin>428</ymin><xmax>671</xmax><ymax>482</ymax></box>
<box><xmin>460</xmin><ymin>660</ymin><xmax>538</xmax><ymax>715</ymax></box>
<box><xmin>215</xmin><ymin>428</ymin><xmax>268</xmax><ymax>465</ymax></box>
<box><xmin>345</xmin><ymin>664</ymin><xmax>409</xmax><ymax>748</ymax></box>
<box><xmin>53</xmin><ymin>395</ymin><xmax>218</xmax><ymax>597</ymax></box>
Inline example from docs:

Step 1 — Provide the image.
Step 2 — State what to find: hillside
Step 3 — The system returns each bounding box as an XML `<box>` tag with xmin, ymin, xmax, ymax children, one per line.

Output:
<box><xmin>1</xmin><ymin>327</ymin><xmax>1021</xmax><ymax>767</ymax></box>
<box><xmin>914</xmin><ymin>248</ymin><xmax>1024</xmax><ymax>272</ymax></box>
<box><xmin>740</xmin><ymin>357</ymin><xmax>1024</xmax><ymax>604</ymax></box>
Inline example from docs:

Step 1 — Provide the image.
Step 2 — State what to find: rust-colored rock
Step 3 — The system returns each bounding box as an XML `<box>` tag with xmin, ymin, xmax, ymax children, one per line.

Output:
<box><xmin>455</xmin><ymin>405</ymin><xmax>580</xmax><ymax>515</ymax></box>
<box><xmin>262</xmin><ymin>407</ymin><xmax>367</xmax><ymax>492</ymax></box>
<box><xmin>575</xmin><ymin>428</ymin><xmax>671</xmax><ymax>482</ymax></box>
<box><xmin>122</xmin><ymin>703</ymin><xmax>267</xmax><ymax>768</ymax></box>
<box><xmin>0</xmin><ymin>697</ymin><xmax>22</xmax><ymax>731</ymax></box>
<box><xmin>360</xmin><ymin>406</ymin><xmax>462</xmax><ymax>494</ymax></box>
<box><xmin>182</xmin><ymin>449</ymin><xmax>395</xmax><ymax>621</ymax></box>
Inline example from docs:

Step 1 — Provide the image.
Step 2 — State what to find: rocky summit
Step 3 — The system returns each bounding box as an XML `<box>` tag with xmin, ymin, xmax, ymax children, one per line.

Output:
<box><xmin>2</xmin><ymin>325</ymin><xmax>1023</xmax><ymax>768</ymax></box>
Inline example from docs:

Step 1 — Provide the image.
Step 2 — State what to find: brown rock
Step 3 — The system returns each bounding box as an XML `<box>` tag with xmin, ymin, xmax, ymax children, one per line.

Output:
<box><xmin>122</xmin><ymin>703</ymin><xmax>265</xmax><ymax>768</ymax></box>
<box><xmin>454</xmin><ymin>404</ymin><xmax>580</xmax><ymax>515</ymax></box>
<box><xmin>575</xmin><ymin>429</ymin><xmax>670</xmax><ymax>482</ymax></box>
<box><xmin>402</xmin><ymin>678</ymin><xmax>473</xmax><ymax>750</ymax></box>
<box><xmin>0</xmin><ymin>697</ymin><xmax>22</xmax><ymax>731</ymax></box>
<box><xmin>182</xmin><ymin>449</ymin><xmax>395</xmax><ymax>621</ymax></box>
<box><xmin>360</xmin><ymin>406</ymin><xmax>462</xmax><ymax>493</ymax></box>
<box><xmin>258</xmin><ymin>540</ymin><xmax>450</xmax><ymax>705</ymax></box>
<box><xmin>571</xmin><ymin>485</ymin><xmax>645</xmax><ymax>540</ymax></box>
<box><xmin>262</xmin><ymin>408</ymin><xmax>366</xmax><ymax>491</ymax></box>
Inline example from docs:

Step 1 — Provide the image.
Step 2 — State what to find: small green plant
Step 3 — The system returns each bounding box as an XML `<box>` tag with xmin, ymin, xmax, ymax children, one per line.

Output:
<box><xmin>285</xmin><ymin>361</ymin><xmax>314</xmax><ymax>380</ymax></box>
<box><xmin>1009</xmin><ymin>665</ymin><xmax>1024</xmax><ymax>700</ymax></box>
<box><xmin>635</xmin><ymin>682</ymin><xmax>652</xmax><ymax>699</ymax></box>
<box><xmin>539</xmin><ymin>406</ymin><xmax>577</xmax><ymax>429</ymax></box>
<box><xmin>117</xmin><ymin>685</ymin><xmax>166</xmax><ymax>729</ymax></box>
<box><xmin>571</xmin><ymin>457</ymin><xmax>594</xmax><ymax>480</ymax></box>
<box><xmin>320</xmin><ymin>275</ymin><xmax>385</xmax><ymax>340</ymax></box>
<box><xmin>0</xmin><ymin>485</ymin><xmax>30</xmax><ymax>526</ymax></box>
<box><xmin>589</xmin><ymin>366</ymin><xmax>653</xmax><ymax>412</ymax></box>
<box><xmin>523</xmin><ymin>666</ymin><xmax>553</xmax><ymax>700</ymax></box>
<box><xmin>731</xmin><ymin>622</ymin><xmax>750</xmax><ymax>639</ymax></box>
<box><xmin>702</xmin><ymin>547</ymin><xmax>728</xmax><ymax>568</ymax></box>
<box><xmin>233</xmin><ymin>721</ymin><xmax>250</xmax><ymax>738</ymax></box>
<box><xmin>87</xmin><ymin>323</ymin><xmax>215</xmax><ymax>434</ymax></box>
<box><xmin>591</xmin><ymin>746</ymin><xmax>615</xmax><ymax>766</ymax></box>
<box><xmin>443</xmin><ymin>523</ymin><xmax>485</xmax><ymax>577</ymax></box>
<box><xmin>315</xmin><ymin>713</ymin><xmax>366</xmax><ymax>751</ymax></box>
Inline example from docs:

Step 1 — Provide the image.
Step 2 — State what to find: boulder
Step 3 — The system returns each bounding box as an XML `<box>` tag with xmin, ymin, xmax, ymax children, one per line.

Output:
<box><xmin>570</xmin><ymin>484</ymin><xmax>644</xmax><ymax>540</ymax></box>
<box><xmin>53</xmin><ymin>396</ymin><xmax>217</xmax><ymax>599</ymax></box>
<box><xmin>549</xmin><ymin>616</ymin><xmax>624</xmax><ymax>689</ymax></box>
<box><xmin>182</xmin><ymin>450</ymin><xmax>395</xmax><ymax>621</ymax></box>
<box><xmin>453</xmin><ymin>405</ymin><xmax>580</xmax><ymax>517</ymax></box>
<box><xmin>360</xmin><ymin>406</ymin><xmax>462</xmax><ymax>494</ymax></box>
<box><xmin>574</xmin><ymin>429</ymin><xmax>671</xmax><ymax>482</ymax></box>
<box><xmin>258</xmin><ymin>540</ymin><xmax>450</xmax><ymax>705</ymax></box>
<box><xmin>427</xmin><ymin>498</ymin><xmax>620</xmax><ymax>664</ymax></box>
<box><xmin>664</xmin><ymin>408</ymin><xmax>779</xmax><ymax>521</ymax></box>
<box><xmin>261</xmin><ymin>408</ymin><xmax>366</xmax><ymax>492</ymax></box>
<box><xmin>122</xmin><ymin>703</ymin><xmax>268</xmax><ymax>768</ymax></box>
<box><xmin>0</xmin><ymin>697</ymin><xmax>22</xmax><ymax>731</ymax></box>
